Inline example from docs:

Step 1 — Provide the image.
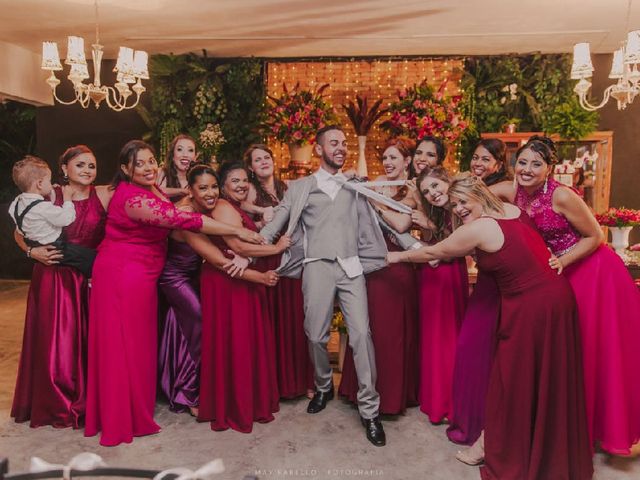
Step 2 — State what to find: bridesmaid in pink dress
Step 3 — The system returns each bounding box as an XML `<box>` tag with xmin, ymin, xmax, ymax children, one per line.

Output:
<box><xmin>339</xmin><ymin>137</ymin><xmax>419</xmax><ymax>414</ymax></box>
<box><xmin>242</xmin><ymin>145</ymin><xmax>314</xmax><ymax>399</ymax></box>
<box><xmin>389</xmin><ymin>175</ymin><xmax>593</xmax><ymax>480</ymax></box>
<box><xmin>199</xmin><ymin>163</ymin><xmax>289</xmax><ymax>432</ymax></box>
<box><xmin>447</xmin><ymin>139</ymin><xmax>508</xmax><ymax>445</ymax></box>
<box><xmin>493</xmin><ymin>135</ymin><xmax>640</xmax><ymax>454</ymax></box>
<box><xmin>85</xmin><ymin>141</ymin><xmax>264</xmax><ymax>446</ymax></box>
<box><xmin>11</xmin><ymin>145</ymin><xmax>110</xmax><ymax>428</ymax></box>
<box><xmin>412</xmin><ymin>160</ymin><xmax>468</xmax><ymax>424</ymax></box>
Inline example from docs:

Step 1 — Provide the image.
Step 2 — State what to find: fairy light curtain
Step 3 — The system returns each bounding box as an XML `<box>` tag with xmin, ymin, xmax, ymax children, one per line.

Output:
<box><xmin>265</xmin><ymin>58</ymin><xmax>463</xmax><ymax>178</ymax></box>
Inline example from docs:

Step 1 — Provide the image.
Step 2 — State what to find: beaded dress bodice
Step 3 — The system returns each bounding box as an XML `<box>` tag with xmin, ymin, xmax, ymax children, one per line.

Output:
<box><xmin>514</xmin><ymin>179</ymin><xmax>582</xmax><ymax>256</ymax></box>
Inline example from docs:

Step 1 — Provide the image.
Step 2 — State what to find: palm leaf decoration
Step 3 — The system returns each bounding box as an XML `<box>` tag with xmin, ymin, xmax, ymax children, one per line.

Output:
<box><xmin>342</xmin><ymin>95</ymin><xmax>387</xmax><ymax>135</ymax></box>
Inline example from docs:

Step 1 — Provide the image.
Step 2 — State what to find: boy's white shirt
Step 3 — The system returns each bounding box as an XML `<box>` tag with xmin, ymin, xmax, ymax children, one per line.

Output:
<box><xmin>8</xmin><ymin>193</ymin><xmax>76</xmax><ymax>244</ymax></box>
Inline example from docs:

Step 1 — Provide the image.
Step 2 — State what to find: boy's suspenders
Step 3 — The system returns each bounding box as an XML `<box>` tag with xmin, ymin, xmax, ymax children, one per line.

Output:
<box><xmin>13</xmin><ymin>199</ymin><xmax>45</xmax><ymax>235</ymax></box>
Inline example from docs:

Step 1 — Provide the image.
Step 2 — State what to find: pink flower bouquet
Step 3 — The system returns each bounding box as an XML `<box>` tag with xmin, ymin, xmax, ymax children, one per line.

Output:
<box><xmin>380</xmin><ymin>80</ymin><xmax>468</xmax><ymax>141</ymax></box>
<box><xmin>263</xmin><ymin>83</ymin><xmax>338</xmax><ymax>146</ymax></box>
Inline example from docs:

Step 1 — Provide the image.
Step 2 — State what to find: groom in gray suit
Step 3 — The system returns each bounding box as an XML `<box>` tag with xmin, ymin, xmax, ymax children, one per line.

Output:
<box><xmin>260</xmin><ymin>125</ymin><xmax>387</xmax><ymax>446</ymax></box>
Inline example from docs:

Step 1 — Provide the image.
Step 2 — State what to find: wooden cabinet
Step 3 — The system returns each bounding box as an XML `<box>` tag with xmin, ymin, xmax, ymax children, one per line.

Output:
<box><xmin>480</xmin><ymin>131</ymin><xmax>613</xmax><ymax>214</ymax></box>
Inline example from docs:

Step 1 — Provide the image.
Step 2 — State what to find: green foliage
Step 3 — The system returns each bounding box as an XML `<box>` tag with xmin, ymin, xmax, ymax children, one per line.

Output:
<box><xmin>0</xmin><ymin>101</ymin><xmax>37</xmax><ymax>202</ymax></box>
<box><xmin>459</xmin><ymin>54</ymin><xmax>599</xmax><ymax>169</ymax></box>
<box><xmin>218</xmin><ymin>59</ymin><xmax>265</xmax><ymax>161</ymax></box>
<box><xmin>139</xmin><ymin>54</ymin><xmax>264</xmax><ymax>163</ymax></box>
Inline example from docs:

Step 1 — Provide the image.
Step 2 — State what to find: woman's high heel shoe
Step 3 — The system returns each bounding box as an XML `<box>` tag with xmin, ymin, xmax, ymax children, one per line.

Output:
<box><xmin>456</xmin><ymin>432</ymin><xmax>485</xmax><ymax>466</ymax></box>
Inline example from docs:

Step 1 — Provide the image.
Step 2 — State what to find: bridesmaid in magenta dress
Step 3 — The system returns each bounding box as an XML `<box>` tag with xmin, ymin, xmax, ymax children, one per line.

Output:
<box><xmin>243</xmin><ymin>145</ymin><xmax>314</xmax><ymax>399</ymax></box>
<box><xmin>11</xmin><ymin>145</ymin><xmax>110</xmax><ymax>428</ymax></box>
<box><xmin>447</xmin><ymin>139</ymin><xmax>508</xmax><ymax>445</ymax></box>
<box><xmin>494</xmin><ymin>135</ymin><xmax>640</xmax><ymax>454</ymax></box>
<box><xmin>411</xmin><ymin>161</ymin><xmax>468</xmax><ymax>424</ymax></box>
<box><xmin>198</xmin><ymin>163</ymin><xmax>289</xmax><ymax>433</ymax></box>
<box><xmin>389</xmin><ymin>175</ymin><xmax>593</xmax><ymax>480</ymax></box>
<box><xmin>85</xmin><ymin>142</ymin><xmax>264</xmax><ymax>446</ymax></box>
<box><xmin>339</xmin><ymin>138</ymin><xmax>419</xmax><ymax>414</ymax></box>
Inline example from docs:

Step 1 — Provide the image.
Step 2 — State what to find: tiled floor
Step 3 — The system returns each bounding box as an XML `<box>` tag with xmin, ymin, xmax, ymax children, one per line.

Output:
<box><xmin>0</xmin><ymin>281</ymin><xmax>638</xmax><ymax>479</ymax></box>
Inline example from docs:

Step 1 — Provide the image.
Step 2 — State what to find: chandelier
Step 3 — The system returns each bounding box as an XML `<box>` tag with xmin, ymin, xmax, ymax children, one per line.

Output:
<box><xmin>571</xmin><ymin>0</ymin><xmax>640</xmax><ymax>111</ymax></box>
<box><xmin>40</xmin><ymin>0</ymin><xmax>148</xmax><ymax>111</ymax></box>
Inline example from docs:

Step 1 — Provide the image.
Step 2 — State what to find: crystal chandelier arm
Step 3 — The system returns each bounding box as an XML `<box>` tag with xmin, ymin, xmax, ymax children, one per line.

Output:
<box><xmin>103</xmin><ymin>84</ymin><xmax>144</xmax><ymax>111</ymax></box>
<box><xmin>50</xmin><ymin>83</ymin><xmax>86</xmax><ymax>106</ymax></box>
<box><xmin>574</xmin><ymin>78</ymin><xmax>614</xmax><ymax>111</ymax></box>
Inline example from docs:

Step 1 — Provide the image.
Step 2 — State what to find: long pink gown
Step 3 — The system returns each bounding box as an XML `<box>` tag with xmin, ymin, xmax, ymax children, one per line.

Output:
<box><xmin>516</xmin><ymin>178</ymin><xmax>640</xmax><ymax>454</ymax></box>
<box><xmin>11</xmin><ymin>186</ymin><xmax>106</xmax><ymax>428</ymax></box>
<box><xmin>84</xmin><ymin>182</ymin><xmax>202</xmax><ymax>446</ymax></box>
<box><xmin>418</xmin><ymin>225</ymin><xmax>468</xmax><ymax>423</ymax></box>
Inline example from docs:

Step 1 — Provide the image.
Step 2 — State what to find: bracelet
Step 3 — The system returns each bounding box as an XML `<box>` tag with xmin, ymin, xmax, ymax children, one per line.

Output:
<box><xmin>27</xmin><ymin>247</ymin><xmax>33</xmax><ymax>258</ymax></box>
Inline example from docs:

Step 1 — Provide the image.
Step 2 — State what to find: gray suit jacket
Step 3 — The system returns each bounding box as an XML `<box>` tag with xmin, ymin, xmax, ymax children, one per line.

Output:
<box><xmin>260</xmin><ymin>175</ymin><xmax>390</xmax><ymax>278</ymax></box>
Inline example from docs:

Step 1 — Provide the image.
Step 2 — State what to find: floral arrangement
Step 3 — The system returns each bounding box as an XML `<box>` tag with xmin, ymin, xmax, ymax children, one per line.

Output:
<box><xmin>342</xmin><ymin>95</ymin><xmax>387</xmax><ymax>135</ymax></box>
<box><xmin>199</xmin><ymin>123</ymin><xmax>226</xmax><ymax>157</ymax></box>
<box><xmin>263</xmin><ymin>83</ymin><xmax>338</xmax><ymax>146</ymax></box>
<box><xmin>331</xmin><ymin>310</ymin><xmax>347</xmax><ymax>334</ymax></box>
<box><xmin>595</xmin><ymin>207</ymin><xmax>640</xmax><ymax>227</ymax></box>
<box><xmin>380</xmin><ymin>80</ymin><xmax>468</xmax><ymax>141</ymax></box>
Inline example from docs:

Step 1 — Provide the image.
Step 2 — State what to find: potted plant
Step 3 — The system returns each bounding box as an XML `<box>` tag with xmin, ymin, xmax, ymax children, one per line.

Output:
<box><xmin>595</xmin><ymin>207</ymin><xmax>640</xmax><ymax>256</ymax></box>
<box><xmin>263</xmin><ymin>82</ymin><xmax>338</xmax><ymax>174</ymax></box>
<box><xmin>343</xmin><ymin>95</ymin><xmax>387</xmax><ymax>177</ymax></box>
<box><xmin>380</xmin><ymin>80</ymin><xmax>468</xmax><ymax>142</ymax></box>
<box><xmin>503</xmin><ymin>117</ymin><xmax>521</xmax><ymax>134</ymax></box>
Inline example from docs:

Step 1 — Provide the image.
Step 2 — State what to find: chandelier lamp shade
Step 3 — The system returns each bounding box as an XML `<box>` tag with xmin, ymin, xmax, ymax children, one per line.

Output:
<box><xmin>571</xmin><ymin>0</ymin><xmax>640</xmax><ymax>111</ymax></box>
<box><xmin>40</xmin><ymin>1</ymin><xmax>148</xmax><ymax>111</ymax></box>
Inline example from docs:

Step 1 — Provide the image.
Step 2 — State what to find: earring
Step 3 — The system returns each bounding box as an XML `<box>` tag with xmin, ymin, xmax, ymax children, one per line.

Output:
<box><xmin>543</xmin><ymin>176</ymin><xmax>548</xmax><ymax>194</ymax></box>
<box><xmin>63</xmin><ymin>174</ymin><xmax>69</xmax><ymax>183</ymax></box>
<box><xmin>512</xmin><ymin>175</ymin><xmax>517</xmax><ymax>189</ymax></box>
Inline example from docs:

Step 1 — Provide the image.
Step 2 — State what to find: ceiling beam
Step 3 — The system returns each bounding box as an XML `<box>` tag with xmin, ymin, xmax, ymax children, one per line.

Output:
<box><xmin>0</xmin><ymin>41</ymin><xmax>53</xmax><ymax>106</ymax></box>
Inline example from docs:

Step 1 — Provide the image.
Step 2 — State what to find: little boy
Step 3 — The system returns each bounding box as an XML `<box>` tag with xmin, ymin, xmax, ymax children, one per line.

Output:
<box><xmin>9</xmin><ymin>155</ymin><xmax>96</xmax><ymax>277</ymax></box>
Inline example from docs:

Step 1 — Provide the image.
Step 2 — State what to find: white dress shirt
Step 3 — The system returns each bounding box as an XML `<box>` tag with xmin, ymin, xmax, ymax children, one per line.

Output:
<box><xmin>9</xmin><ymin>193</ymin><xmax>76</xmax><ymax>244</ymax></box>
<box><xmin>302</xmin><ymin>168</ymin><xmax>363</xmax><ymax>278</ymax></box>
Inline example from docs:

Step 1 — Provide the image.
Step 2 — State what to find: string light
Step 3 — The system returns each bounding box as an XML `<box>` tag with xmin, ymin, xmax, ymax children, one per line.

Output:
<box><xmin>264</xmin><ymin>58</ymin><xmax>464</xmax><ymax>176</ymax></box>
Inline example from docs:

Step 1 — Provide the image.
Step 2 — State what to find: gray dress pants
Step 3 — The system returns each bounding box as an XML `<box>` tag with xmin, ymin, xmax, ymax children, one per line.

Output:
<box><xmin>302</xmin><ymin>260</ymin><xmax>380</xmax><ymax>419</ymax></box>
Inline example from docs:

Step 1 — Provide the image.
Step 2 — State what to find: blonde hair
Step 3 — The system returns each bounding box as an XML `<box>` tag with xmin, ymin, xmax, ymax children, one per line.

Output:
<box><xmin>12</xmin><ymin>156</ymin><xmax>50</xmax><ymax>192</ymax></box>
<box><xmin>448</xmin><ymin>172</ymin><xmax>505</xmax><ymax>227</ymax></box>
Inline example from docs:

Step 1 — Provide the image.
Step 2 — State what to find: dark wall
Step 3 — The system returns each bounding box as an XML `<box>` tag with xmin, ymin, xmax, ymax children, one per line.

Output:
<box><xmin>592</xmin><ymin>54</ymin><xmax>640</xmax><ymax>244</ymax></box>
<box><xmin>0</xmin><ymin>60</ymin><xmax>147</xmax><ymax>278</ymax></box>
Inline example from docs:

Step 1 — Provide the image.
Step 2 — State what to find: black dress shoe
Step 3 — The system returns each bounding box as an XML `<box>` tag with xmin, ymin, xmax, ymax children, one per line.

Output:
<box><xmin>306</xmin><ymin>387</ymin><xmax>334</xmax><ymax>414</ymax></box>
<box><xmin>361</xmin><ymin>416</ymin><xmax>386</xmax><ymax>447</ymax></box>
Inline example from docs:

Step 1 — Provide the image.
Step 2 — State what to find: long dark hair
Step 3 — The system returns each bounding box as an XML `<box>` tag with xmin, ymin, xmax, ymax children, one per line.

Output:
<box><xmin>416</xmin><ymin>165</ymin><xmax>452</xmax><ymax>242</ymax></box>
<box><xmin>472</xmin><ymin>138</ymin><xmax>509</xmax><ymax>186</ymax></box>
<box><xmin>242</xmin><ymin>144</ymin><xmax>287</xmax><ymax>207</ymax></box>
<box><xmin>59</xmin><ymin>144</ymin><xmax>94</xmax><ymax>184</ymax></box>
<box><xmin>162</xmin><ymin>134</ymin><xmax>197</xmax><ymax>188</ymax></box>
<box><xmin>110</xmin><ymin>140</ymin><xmax>156</xmax><ymax>188</ymax></box>
<box><xmin>410</xmin><ymin>136</ymin><xmax>446</xmax><ymax>179</ymax></box>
